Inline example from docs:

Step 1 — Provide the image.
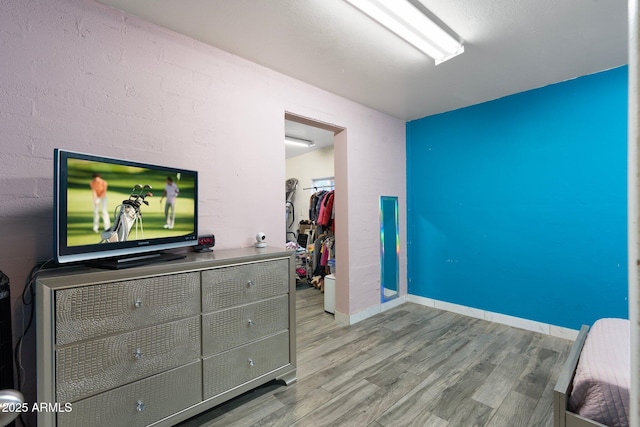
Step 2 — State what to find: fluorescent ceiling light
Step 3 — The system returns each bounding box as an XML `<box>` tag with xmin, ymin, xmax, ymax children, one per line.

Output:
<box><xmin>345</xmin><ymin>0</ymin><xmax>464</xmax><ymax>65</ymax></box>
<box><xmin>285</xmin><ymin>136</ymin><xmax>315</xmax><ymax>148</ymax></box>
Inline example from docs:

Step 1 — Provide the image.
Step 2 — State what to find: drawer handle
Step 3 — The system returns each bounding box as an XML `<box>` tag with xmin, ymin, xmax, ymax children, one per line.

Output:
<box><xmin>134</xmin><ymin>349</ymin><xmax>143</xmax><ymax>360</ymax></box>
<box><xmin>247</xmin><ymin>280</ymin><xmax>255</xmax><ymax>288</ymax></box>
<box><xmin>248</xmin><ymin>358</ymin><xmax>255</xmax><ymax>367</ymax></box>
<box><xmin>136</xmin><ymin>400</ymin><xmax>145</xmax><ymax>412</ymax></box>
<box><xmin>134</xmin><ymin>299</ymin><xmax>143</xmax><ymax>308</ymax></box>
<box><xmin>247</xmin><ymin>319</ymin><xmax>255</xmax><ymax>327</ymax></box>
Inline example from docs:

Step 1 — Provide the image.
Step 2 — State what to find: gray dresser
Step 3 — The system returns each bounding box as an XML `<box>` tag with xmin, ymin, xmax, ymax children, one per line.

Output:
<box><xmin>36</xmin><ymin>247</ymin><xmax>296</xmax><ymax>427</ymax></box>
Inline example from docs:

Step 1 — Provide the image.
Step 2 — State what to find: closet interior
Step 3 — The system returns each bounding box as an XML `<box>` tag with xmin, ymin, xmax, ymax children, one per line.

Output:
<box><xmin>284</xmin><ymin>118</ymin><xmax>336</xmax><ymax>307</ymax></box>
<box><xmin>293</xmin><ymin>185</ymin><xmax>335</xmax><ymax>292</ymax></box>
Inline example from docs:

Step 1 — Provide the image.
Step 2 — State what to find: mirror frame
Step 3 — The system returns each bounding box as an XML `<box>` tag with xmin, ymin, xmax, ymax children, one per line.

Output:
<box><xmin>380</xmin><ymin>195</ymin><xmax>399</xmax><ymax>302</ymax></box>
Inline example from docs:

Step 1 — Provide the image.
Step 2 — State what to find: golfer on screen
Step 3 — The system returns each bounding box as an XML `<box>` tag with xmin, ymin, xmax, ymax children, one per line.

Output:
<box><xmin>160</xmin><ymin>175</ymin><xmax>179</xmax><ymax>229</ymax></box>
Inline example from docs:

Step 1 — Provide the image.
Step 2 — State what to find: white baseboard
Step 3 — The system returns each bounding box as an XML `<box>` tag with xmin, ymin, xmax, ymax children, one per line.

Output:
<box><xmin>406</xmin><ymin>295</ymin><xmax>579</xmax><ymax>341</ymax></box>
<box><xmin>381</xmin><ymin>295</ymin><xmax>407</xmax><ymax>312</ymax></box>
<box><xmin>334</xmin><ymin>295</ymin><xmax>408</xmax><ymax>326</ymax></box>
<box><xmin>335</xmin><ymin>294</ymin><xmax>579</xmax><ymax>341</ymax></box>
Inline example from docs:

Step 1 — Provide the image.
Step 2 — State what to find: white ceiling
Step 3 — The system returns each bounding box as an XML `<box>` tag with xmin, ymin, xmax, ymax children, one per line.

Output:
<box><xmin>94</xmin><ymin>0</ymin><xmax>628</xmax><ymax>158</ymax></box>
<box><xmin>284</xmin><ymin>120</ymin><xmax>335</xmax><ymax>159</ymax></box>
<box><xmin>95</xmin><ymin>0</ymin><xmax>628</xmax><ymax>123</ymax></box>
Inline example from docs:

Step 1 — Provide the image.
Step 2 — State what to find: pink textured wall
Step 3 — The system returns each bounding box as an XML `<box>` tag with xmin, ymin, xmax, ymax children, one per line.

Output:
<box><xmin>0</xmin><ymin>0</ymin><xmax>405</xmax><ymax>404</ymax></box>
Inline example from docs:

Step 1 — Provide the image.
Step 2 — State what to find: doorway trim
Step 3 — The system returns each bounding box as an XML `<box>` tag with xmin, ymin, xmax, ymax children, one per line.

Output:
<box><xmin>285</xmin><ymin>112</ymin><xmax>349</xmax><ymax>322</ymax></box>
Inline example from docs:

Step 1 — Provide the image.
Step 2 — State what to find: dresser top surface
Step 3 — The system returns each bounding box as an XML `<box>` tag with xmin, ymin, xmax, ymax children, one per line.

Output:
<box><xmin>37</xmin><ymin>247</ymin><xmax>294</xmax><ymax>289</ymax></box>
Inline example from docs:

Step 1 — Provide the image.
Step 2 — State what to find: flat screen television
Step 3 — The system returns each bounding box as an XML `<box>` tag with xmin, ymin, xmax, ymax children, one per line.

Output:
<box><xmin>53</xmin><ymin>149</ymin><xmax>198</xmax><ymax>268</ymax></box>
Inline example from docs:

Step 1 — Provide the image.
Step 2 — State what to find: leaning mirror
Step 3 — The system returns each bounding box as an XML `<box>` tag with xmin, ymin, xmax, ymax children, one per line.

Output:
<box><xmin>380</xmin><ymin>196</ymin><xmax>399</xmax><ymax>302</ymax></box>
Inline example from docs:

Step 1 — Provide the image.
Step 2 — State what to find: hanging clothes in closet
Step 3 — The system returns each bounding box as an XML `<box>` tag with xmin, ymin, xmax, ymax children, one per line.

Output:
<box><xmin>309</xmin><ymin>190</ymin><xmax>326</xmax><ymax>223</ymax></box>
<box><xmin>307</xmin><ymin>189</ymin><xmax>335</xmax><ymax>280</ymax></box>
<box><xmin>316</xmin><ymin>190</ymin><xmax>334</xmax><ymax>235</ymax></box>
<box><xmin>311</xmin><ymin>234</ymin><xmax>335</xmax><ymax>283</ymax></box>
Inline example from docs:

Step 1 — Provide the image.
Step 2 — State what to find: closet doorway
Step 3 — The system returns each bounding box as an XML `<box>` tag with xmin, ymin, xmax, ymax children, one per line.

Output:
<box><xmin>284</xmin><ymin>112</ymin><xmax>341</xmax><ymax>315</ymax></box>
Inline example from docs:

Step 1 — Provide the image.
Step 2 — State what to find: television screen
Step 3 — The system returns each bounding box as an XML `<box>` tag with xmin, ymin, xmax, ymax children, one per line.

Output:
<box><xmin>54</xmin><ymin>149</ymin><xmax>198</xmax><ymax>266</ymax></box>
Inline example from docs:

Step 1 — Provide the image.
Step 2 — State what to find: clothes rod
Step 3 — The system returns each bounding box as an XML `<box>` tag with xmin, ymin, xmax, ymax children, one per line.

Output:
<box><xmin>303</xmin><ymin>185</ymin><xmax>335</xmax><ymax>190</ymax></box>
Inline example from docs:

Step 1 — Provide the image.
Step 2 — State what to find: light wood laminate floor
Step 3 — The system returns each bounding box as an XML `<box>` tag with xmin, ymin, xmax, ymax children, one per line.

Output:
<box><xmin>178</xmin><ymin>286</ymin><xmax>572</xmax><ymax>427</ymax></box>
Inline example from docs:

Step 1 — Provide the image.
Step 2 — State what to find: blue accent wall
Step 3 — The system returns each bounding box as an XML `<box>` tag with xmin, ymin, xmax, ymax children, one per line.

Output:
<box><xmin>406</xmin><ymin>67</ymin><xmax>628</xmax><ymax>330</ymax></box>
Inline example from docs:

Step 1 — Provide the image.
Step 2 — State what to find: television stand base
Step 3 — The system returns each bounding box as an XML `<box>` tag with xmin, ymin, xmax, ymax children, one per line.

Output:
<box><xmin>85</xmin><ymin>252</ymin><xmax>186</xmax><ymax>270</ymax></box>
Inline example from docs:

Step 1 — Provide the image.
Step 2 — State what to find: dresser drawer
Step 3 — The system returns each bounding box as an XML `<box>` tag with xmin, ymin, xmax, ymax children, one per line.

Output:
<box><xmin>202</xmin><ymin>295</ymin><xmax>288</xmax><ymax>356</ymax></box>
<box><xmin>56</xmin><ymin>361</ymin><xmax>201</xmax><ymax>427</ymax></box>
<box><xmin>56</xmin><ymin>316</ymin><xmax>201</xmax><ymax>403</ymax></box>
<box><xmin>55</xmin><ymin>272</ymin><xmax>200</xmax><ymax>345</ymax></box>
<box><xmin>201</xmin><ymin>259</ymin><xmax>289</xmax><ymax>312</ymax></box>
<box><xmin>203</xmin><ymin>331</ymin><xmax>289</xmax><ymax>399</ymax></box>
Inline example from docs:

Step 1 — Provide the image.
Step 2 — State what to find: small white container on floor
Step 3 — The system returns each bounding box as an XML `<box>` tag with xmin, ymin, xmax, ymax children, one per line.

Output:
<box><xmin>324</xmin><ymin>274</ymin><xmax>335</xmax><ymax>314</ymax></box>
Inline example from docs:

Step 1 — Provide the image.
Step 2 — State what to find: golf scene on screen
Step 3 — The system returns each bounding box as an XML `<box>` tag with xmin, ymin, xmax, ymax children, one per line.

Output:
<box><xmin>65</xmin><ymin>158</ymin><xmax>196</xmax><ymax>247</ymax></box>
